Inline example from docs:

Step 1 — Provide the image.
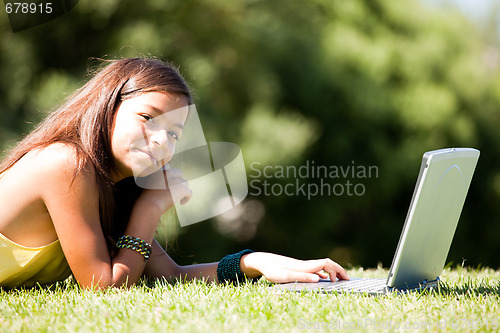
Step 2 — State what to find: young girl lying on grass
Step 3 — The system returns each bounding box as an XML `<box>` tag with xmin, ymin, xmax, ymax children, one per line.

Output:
<box><xmin>0</xmin><ymin>58</ymin><xmax>348</xmax><ymax>289</ymax></box>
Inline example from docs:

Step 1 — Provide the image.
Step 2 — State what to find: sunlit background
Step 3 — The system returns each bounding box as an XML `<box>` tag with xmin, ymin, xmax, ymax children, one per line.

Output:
<box><xmin>1</xmin><ymin>0</ymin><xmax>499</xmax><ymax>269</ymax></box>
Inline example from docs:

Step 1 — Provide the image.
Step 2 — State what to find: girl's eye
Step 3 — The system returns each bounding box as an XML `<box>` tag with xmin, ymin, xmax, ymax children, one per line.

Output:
<box><xmin>169</xmin><ymin>131</ymin><xmax>180</xmax><ymax>141</ymax></box>
<box><xmin>141</xmin><ymin>114</ymin><xmax>155</xmax><ymax>123</ymax></box>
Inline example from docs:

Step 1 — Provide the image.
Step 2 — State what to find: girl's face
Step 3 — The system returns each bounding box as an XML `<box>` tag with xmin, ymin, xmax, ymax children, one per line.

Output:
<box><xmin>111</xmin><ymin>92</ymin><xmax>189</xmax><ymax>182</ymax></box>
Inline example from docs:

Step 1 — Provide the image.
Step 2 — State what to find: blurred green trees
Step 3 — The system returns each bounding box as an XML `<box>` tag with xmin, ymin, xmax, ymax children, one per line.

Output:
<box><xmin>1</xmin><ymin>0</ymin><xmax>499</xmax><ymax>268</ymax></box>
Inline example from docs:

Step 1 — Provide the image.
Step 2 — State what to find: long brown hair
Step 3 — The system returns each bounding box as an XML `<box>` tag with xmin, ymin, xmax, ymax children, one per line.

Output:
<box><xmin>0</xmin><ymin>57</ymin><xmax>192</xmax><ymax>254</ymax></box>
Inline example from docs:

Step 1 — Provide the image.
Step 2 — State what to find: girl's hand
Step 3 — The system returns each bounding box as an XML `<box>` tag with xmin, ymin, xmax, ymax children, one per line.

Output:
<box><xmin>240</xmin><ymin>252</ymin><xmax>349</xmax><ymax>283</ymax></box>
<box><xmin>137</xmin><ymin>167</ymin><xmax>192</xmax><ymax>215</ymax></box>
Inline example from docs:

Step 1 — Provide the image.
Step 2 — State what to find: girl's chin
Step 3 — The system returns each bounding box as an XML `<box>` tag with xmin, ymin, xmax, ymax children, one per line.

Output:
<box><xmin>131</xmin><ymin>163</ymin><xmax>160</xmax><ymax>178</ymax></box>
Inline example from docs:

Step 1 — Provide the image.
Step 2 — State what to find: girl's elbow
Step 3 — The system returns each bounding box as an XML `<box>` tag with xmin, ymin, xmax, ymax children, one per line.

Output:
<box><xmin>75</xmin><ymin>271</ymin><xmax>132</xmax><ymax>290</ymax></box>
<box><xmin>76</xmin><ymin>275</ymin><xmax>114</xmax><ymax>290</ymax></box>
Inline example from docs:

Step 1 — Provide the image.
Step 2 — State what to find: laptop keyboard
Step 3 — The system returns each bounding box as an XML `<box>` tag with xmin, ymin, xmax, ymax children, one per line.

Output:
<box><xmin>273</xmin><ymin>277</ymin><xmax>390</xmax><ymax>294</ymax></box>
<box><xmin>324</xmin><ymin>278</ymin><xmax>387</xmax><ymax>293</ymax></box>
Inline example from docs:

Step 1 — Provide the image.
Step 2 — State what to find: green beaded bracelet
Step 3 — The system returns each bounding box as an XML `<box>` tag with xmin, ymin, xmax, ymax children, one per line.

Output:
<box><xmin>116</xmin><ymin>235</ymin><xmax>152</xmax><ymax>261</ymax></box>
<box><xmin>217</xmin><ymin>249</ymin><xmax>253</xmax><ymax>284</ymax></box>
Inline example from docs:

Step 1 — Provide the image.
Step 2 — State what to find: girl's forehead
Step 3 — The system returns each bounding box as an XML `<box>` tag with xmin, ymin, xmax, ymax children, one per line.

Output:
<box><xmin>119</xmin><ymin>92</ymin><xmax>190</xmax><ymax>123</ymax></box>
<box><xmin>127</xmin><ymin>91</ymin><xmax>188</xmax><ymax>110</ymax></box>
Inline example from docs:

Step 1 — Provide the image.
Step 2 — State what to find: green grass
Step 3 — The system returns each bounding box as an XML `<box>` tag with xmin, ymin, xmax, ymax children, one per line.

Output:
<box><xmin>1</xmin><ymin>267</ymin><xmax>499</xmax><ymax>332</ymax></box>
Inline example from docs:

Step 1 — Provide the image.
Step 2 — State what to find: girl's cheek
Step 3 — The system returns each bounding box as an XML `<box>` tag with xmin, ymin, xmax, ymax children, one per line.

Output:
<box><xmin>137</xmin><ymin>127</ymin><xmax>151</xmax><ymax>145</ymax></box>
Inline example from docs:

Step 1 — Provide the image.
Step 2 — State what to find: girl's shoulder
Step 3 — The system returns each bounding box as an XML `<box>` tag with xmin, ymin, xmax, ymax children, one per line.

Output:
<box><xmin>30</xmin><ymin>143</ymin><xmax>79</xmax><ymax>166</ymax></box>
<box><xmin>12</xmin><ymin>143</ymin><xmax>96</xmax><ymax>186</ymax></box>
<box><xmin>0</xmin><ymin>143</ymin><xmax>98</xmax><ymax>213</ymax></box>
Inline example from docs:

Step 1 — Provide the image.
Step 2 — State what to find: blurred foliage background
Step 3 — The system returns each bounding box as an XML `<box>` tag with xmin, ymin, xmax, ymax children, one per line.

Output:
<box><xmin>1</xmin><ymin>0</ymin><xmax>499</xmax><ymax>269</ymax></box>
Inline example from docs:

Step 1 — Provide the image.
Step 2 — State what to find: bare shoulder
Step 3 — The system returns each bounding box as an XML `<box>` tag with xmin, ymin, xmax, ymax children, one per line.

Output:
<box><xmin>0</xmin><ymin>143</ymin><xmax>100</xmax><ymax>246</ymax></box>
<box><xmin>29</xmin><ymin>143</ymin><xmax>81</xmax><ymax>172</ymax></box>
<box><xmin>18</xmin><ymin>143</ymin><xmax>97</xmax><ymax>194</ymax></box>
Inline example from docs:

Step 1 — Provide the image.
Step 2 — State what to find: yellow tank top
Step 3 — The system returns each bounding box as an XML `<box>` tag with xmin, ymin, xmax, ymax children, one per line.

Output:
<box><xmin>0</xmin><ymin>171</ymin><xmax>71</xmax><ymax>288</ymax></box>
<box><xmin>0</xmin><ymin>232</ymin><xmax>72</xmax><ymax>288</ymax></box>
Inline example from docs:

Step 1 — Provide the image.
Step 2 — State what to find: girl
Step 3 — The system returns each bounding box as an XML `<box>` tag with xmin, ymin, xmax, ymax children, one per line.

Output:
<box><xmin>0</xmin><ymin>58</ymin><xmax>348</xmax><ymax>289</ymax></box>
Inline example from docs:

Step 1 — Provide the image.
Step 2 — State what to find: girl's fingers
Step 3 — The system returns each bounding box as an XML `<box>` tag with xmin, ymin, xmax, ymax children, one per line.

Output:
<box><xmin>242</xmin><ymin>252</ymin><xmax>348</xmax><ymax>284</ymax></box>
<box><xmin>167</xmin><ymin>177</ymin><xmax>192</xmax><ymax>205</ymax></box>
<box><xmin>281</xmin><ymin>259</ymin><xmax>349</xmax><ymax>282</ymax></box>
<box><xmin>265</xmin><ymin>270</ymin><xmax>320</xmax><ymax>284</ymax></box>
<box><xmin>316</xmin><ymin>270</ymin><xmax>329</xmax><ymax>279</ymax></box>
<box><xmin>165</xmin><ymin>169</ymin><xmax>184</xmax><ymax>183</ymax></box>
<box><xmin>179</xmin><ymin>186</ymin><xmax>192</xmax><ymax>204</ymax></box>
<box><xmin>304</xmin><ymin>259</ymin><xmax>349</xmax><ymax>281</ymax></box>
<box><xmin>164</xmin><ymin>168</ymin><xmax>192</xmax><ymax>204</ymax></box>
<box><xmin>287</xmin><ymin>272</ymin><xmax>321</xmax><ymax>283</ymax></box>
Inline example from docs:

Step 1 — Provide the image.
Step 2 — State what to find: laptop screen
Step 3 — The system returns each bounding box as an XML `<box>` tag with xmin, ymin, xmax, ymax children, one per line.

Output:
<box><xmin>386</xmin><ymin>148</ymin><xmax>480</xmax><ymax>289</ymax></box>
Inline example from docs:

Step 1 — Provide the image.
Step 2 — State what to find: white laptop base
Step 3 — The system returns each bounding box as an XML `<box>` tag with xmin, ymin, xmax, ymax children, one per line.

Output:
<box><xmin>275</xmin><ymin>148</ymin><xmax>479</xmax><ymax>295</ymax></box>
<box><xmin>274</xmin><ymin>277</ymin><xmax>439</xmax><ymax>296</ymax></box>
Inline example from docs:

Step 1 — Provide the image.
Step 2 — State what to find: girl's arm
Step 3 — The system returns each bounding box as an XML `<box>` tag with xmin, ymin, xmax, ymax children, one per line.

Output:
<box><xmin>143</xmin><ymin>239</ymin><xmax>218</xmax><ymax>282</ymax></box>
<box><xmin>239</xmin><ymin>252</ymin><xmax>349</xmax><ymax>283</ymax></box>
<box><xmin>140</xmin><ymin>168</ymin><xmax>348</xmax><ymax>284</ymax></box>
<box><xmin>40</xmin><ymin>146</ymin><xmax>174</xmax><ymax>289</ymax></box>
<box><xmin>143</xmin><ymin>240</ymin><xmax>349</xmax><ymax>283</ymax></box>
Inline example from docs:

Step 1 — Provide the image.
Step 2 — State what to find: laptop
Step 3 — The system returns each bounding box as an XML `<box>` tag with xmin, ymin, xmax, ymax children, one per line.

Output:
<box><xmin>275</xmin><ymin>148</ymin><xmax>480</xmax><ymax>295</ymax></box>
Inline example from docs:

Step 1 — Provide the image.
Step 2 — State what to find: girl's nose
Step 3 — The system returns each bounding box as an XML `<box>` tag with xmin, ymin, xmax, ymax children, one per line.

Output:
<box><xmin>150</xmin><ymin>130</ymin><xmax>168</xmax><ymax>149</ymax></box>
